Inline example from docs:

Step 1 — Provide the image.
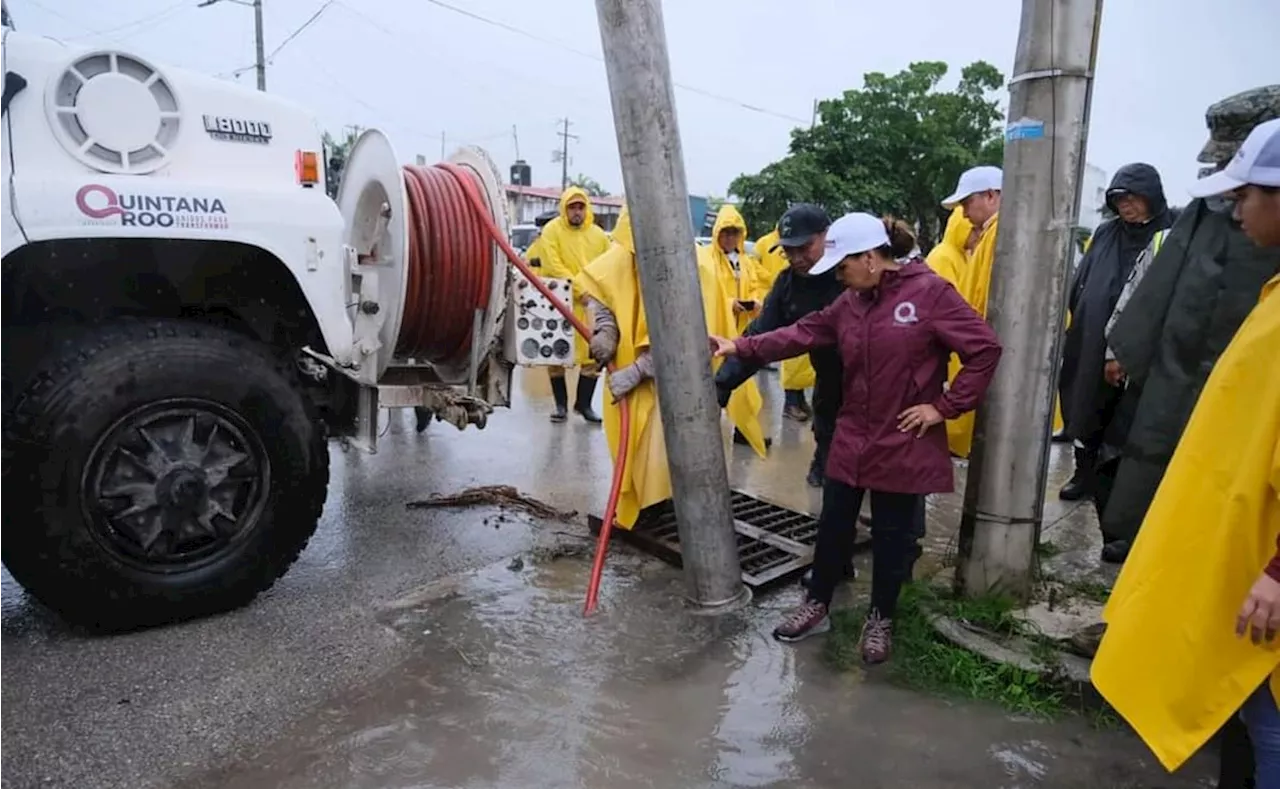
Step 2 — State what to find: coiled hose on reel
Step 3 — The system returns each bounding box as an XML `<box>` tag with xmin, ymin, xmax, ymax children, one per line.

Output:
<box><xmin>398</xmin><ymin>161</ymin><xmax>627</xmax><ymax>616</ymax></box>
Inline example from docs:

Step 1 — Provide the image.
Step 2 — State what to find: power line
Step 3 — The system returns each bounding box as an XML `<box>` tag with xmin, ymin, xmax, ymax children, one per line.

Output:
<box><xmin>76</xmin><ymin>0</ymin><xmax>194</xmax><ymax>39</ymax></box>
<box><xmin>416</xmin><ymin>0</ymin><xmax>809</xmax><ymax>125</ymax></box>
<box><xmin>266</xmin><ymin>0</ymin><xmax>332</xmax><ymax>63</ymax></box>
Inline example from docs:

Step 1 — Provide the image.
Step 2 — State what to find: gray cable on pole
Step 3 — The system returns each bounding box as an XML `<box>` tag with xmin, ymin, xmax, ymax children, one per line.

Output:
<box><xmin>594</xmin><ymin>0</ymin><xmax>748</xmax><ymax>612</ymax></box>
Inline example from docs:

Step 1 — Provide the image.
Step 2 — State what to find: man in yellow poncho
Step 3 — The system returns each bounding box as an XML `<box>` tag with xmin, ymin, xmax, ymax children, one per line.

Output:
<box><xmin>1092</xmin><ymin>116</ymin><xmax>1280</xmax><ymax>783</ymax></box>
<box><xmin>696</xmin><ymin>204</ymin><xmax>769</xmax><ymax>453</ymax></box>
<box><xmin>756</xmin><ymin>226</ymin><xmax>817</xmax><ymax>423</ymax></box>
<box><xmin>939</xmin><ymin>167</ymin><xmax>1065</xmax><ymax>458</ymax></box>
<box><xmin>574</xmin><ymin>207</ymin><xmax>768</xmax><ymax>528</ymax></box>
<box><xmin>538</xmin><ymin>186</ymin><xmax>611</xmax><ymax>424</ymax></box>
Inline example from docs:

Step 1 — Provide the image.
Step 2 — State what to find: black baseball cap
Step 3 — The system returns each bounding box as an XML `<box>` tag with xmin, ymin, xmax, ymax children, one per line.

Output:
<box><xmin>772</xmin><ymin>204</ymin><xmax>831</xmax><ymax>251</ymax></box>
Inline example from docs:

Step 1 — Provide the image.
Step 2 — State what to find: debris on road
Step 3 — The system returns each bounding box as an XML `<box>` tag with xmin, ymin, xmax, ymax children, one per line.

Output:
<box><xmin>406</xmin><ymin>485</ymin><xmax>579</xmax><ymax>522</ymax></box>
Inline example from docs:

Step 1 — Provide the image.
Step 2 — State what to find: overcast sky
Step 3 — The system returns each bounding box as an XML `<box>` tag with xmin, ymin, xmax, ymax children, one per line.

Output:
<box><xmin>12</xmin><ymin>0</ymin><xmax>1280</xmax><ymax>208</ymax></box>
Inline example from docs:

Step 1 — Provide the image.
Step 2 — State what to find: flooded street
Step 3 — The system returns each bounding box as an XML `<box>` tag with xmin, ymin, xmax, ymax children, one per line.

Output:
<box><xmin>2</xmin><ymin>370</ymin><xmax>1212</xmax><ymax>788</ymax></box>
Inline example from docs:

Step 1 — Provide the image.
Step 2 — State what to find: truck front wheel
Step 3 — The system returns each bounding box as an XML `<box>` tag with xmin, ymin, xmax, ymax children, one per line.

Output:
<box><xmin>3</xmin><ymin>319</ymin><xmax>329</xmax><ymax>630</ymax></box>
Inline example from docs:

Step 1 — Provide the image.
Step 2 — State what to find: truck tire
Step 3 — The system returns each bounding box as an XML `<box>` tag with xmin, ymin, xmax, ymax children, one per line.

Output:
<box><xmin>3</xmin><ymin>319</ymin><xmax>328</xmax><ymax>630</ymax></box>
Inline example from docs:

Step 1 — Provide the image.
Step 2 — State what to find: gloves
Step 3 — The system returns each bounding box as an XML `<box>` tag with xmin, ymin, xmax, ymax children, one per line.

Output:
<box><xmin>589</xmin><ymin>327</ymin><xmax>619</xmax><ymax>367</ymax></box>
<box><xmin>608</xmin><ymin>362</ymin><xmax>646</xmax><ymax>402</ymax></box>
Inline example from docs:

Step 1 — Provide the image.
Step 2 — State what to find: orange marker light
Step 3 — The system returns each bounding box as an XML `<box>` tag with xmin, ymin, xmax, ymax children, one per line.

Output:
<box><xmin>295</xmin><ymin>150</ymin><xmax>320</xmax><ymax>185</ymax></box>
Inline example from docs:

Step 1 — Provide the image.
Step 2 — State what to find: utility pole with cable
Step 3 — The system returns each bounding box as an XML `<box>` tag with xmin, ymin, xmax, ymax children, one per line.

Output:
<box><xmin>199</xmin><ymin>0</ymin><xmax>266</xmax><ymax>91</ymax></box>
<box><xmin>555</xmin><ymin>117</ymin><xmax>577</xmax><ymax>189</ymax></box>
<box><xmin>957</xmin><ymin>0</ymin><xmax>1104</xmax><ymax>599</ymax></box>
<box><xmin>594</xmin><ymin>0</ymin><xmax>748</xmax><ymax>613</ymax></box>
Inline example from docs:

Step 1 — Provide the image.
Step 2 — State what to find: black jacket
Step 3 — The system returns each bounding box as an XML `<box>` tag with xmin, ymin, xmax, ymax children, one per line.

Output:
<box><xmin>715</xmin><ymin>267</ymin><xmax>845</xmax><ymax>423</ymax></box>
<box><xmin>1059</xmin><ymin>163</ymin><xmax>1173</xmax><ymax>440</ymax></box>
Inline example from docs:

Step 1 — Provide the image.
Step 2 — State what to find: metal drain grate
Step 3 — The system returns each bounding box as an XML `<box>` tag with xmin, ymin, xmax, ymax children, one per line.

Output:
<box><xmin>587</xmin><ymin>490</ymin><xmax>870</xmax><ymax>590</ymax></box>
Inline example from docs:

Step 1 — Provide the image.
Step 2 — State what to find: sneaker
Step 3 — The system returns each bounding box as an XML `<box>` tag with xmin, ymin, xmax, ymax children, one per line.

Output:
<box><xmin>860</xmin><ymin>610</ymin><xmax>893</xmax><ymax>664</ymax></box>
<box><xmin>772</xmin><ymin>601</ymin><xmax>830</xmax><ymax>643</ymax></box>
<box><xmin>783</xmin><ymin>404</ymin><xmax>811</xmax><ymax>423</ymax></box>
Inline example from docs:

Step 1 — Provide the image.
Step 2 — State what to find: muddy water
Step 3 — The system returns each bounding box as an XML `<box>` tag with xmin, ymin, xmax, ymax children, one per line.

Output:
<box><xmin>180</xmin><ymin>551</ymin><xmax>1210</xmax><ymax>789</ymax></box>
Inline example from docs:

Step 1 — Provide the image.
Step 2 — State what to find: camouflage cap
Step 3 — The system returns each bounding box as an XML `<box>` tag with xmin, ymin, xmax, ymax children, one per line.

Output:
<box><xmin>1198</xmin><ymin>85</ymin><xmax>1280</xmax><ymax>164</ymax></box>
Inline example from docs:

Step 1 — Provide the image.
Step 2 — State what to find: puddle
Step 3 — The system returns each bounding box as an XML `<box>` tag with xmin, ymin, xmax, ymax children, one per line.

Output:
<box><xmin>179</xmin><ymin>551</ymin><xmax>1213</xmax><ymax>789</ymax></box>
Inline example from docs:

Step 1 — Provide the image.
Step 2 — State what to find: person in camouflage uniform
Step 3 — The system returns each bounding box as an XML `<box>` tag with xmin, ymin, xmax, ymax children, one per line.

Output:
<box><xmin>1097</xmin><ymin>87</ymin><xmax>1280</xmax><ymax>789</ymax></box>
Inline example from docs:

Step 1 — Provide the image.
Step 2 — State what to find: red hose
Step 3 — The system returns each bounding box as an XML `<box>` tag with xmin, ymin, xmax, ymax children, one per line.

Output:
<box><xmin>403</xmin><ymin>162</ymin><xmax>628</xmax><ymax>616</ymax></box>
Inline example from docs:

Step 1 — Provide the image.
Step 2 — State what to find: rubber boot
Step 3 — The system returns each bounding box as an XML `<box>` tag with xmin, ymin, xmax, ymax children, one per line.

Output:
<box><xmin>549</xmin><ymin>375</ymin><xmax>569</xmax><ymax>423</ymax></box>
<box><xmin>574</xmin><ymin>375</ymin><xmax>603</xmax><ymax>424</ymax></box>
<box><xmin>414</xmin><ymin>407</ymin><xmax>432</xmax><ymax>433</ymax></box>
<box><xmin>1058</xmin><ymin>445</ymin><xmax>1095</xmax><ymax>501</ymax></box>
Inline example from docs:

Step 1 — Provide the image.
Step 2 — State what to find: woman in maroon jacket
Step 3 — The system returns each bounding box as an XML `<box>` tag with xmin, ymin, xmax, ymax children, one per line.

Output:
<box><xmin>711</xmin><ymin>212</ymin><xmax>1002</xmax><ymax>663</ymax></box>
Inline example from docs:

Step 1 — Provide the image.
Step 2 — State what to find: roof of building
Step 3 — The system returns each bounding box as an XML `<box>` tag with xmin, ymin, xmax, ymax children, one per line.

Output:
<box><xmin>504</xmin><ymin>184</ymin><xmax>625</xmax><ymax>208</ymax></box>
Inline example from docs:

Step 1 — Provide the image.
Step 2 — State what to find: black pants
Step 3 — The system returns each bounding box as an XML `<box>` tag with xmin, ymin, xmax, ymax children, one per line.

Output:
<box><xmin>811</xmin><ymin>410</ymin><xmax>835</xmax><ymax>476</ymax></box>
<box><xmin>807</xmin><ymin>480</ymin><xmax>921</xmax><ymax>618</ymax></box>
<box><xmin>1093</xmin><ymin>456</ymin><xmax>1120</xmax><ymax>538</ymax></box>
<box><xmin>1219</xmin><ymin>714</ymin><xmax>1257</xmax><ymax>789</ymax></box>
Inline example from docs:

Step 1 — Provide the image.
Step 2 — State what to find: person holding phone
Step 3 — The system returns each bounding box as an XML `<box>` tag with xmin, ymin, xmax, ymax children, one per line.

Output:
<box><xmin>697</xmin><ymin>204</ymin><xmax>770</xmax><ymax>454</ymax></box>
<box><xmin>710</xmin><ymin>213</ymin><xmax>1001</xmax><ymax>662</ymax></box>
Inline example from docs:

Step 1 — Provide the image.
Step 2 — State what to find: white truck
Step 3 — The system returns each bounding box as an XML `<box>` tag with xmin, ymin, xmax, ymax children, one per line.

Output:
<box><xmin>1</xmin><ymin>18</ymin><xmax>525</xmax><ymax>629</ymax></box>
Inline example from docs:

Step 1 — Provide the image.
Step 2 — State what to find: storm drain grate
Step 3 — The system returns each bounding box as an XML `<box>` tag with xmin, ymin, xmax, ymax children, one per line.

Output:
<box><xmin>587</xmin><ymin>490</ymin><xmax>870</xmax><ymax>590</ymax></box>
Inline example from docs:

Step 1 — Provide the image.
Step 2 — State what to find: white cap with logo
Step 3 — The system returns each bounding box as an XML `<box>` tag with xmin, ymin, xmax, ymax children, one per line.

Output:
<box><xmin>1187</xmin><ymin>117</ymin><xmax>1280</xmax><ymax>198</ymax></box>
<box><xmin>810</xmin><ymin>213</ymin><xmax>889</xmax><ymax>275</ymax></box>
<box><xmin>941</xmin><ymin>165</ymin><xmax>1004</xmax><ymax>208</ymax></box>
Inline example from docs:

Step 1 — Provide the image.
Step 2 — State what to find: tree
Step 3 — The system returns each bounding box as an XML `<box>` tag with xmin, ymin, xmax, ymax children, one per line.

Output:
<box><xmin>569</xmin><ymin>173</ymin><xmax>608</xmax><ymax>197</ymax></box>
<box><xmin>730</xmin><ymin>61</ymin><xmax>1005</xmax><ymax>250</ymax></box>
<box><xmin>322</xmin><ymin>126</ymin><xmax>362</xmax><ymax>200</ymax></box>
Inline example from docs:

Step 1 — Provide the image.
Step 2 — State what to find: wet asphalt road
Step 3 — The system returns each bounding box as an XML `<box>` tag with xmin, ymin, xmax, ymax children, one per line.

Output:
<box><xmin>1</xmin><ymin>370</ymin><xmax>1212</xmax><ymax>788</ymax></box>
<box><xmin>1</xmin><ymin>369</ymin><xmax>802</xmax><ymax>789</ymax></box>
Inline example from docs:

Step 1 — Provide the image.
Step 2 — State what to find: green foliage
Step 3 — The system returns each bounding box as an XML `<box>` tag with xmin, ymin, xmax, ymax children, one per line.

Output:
<box><xmin>731</xmin><ymin>61</ymin><xmax>1005</xmax><ymax>250</ymax></box>
<box><xmin>322</xmin><ymin>126</ymin><xmax>362</xmax><ymax>200</ymax></box>
<box><xmin>569</xmin><ymin>173</ymin><xmax>608</xmax><ymax>197</ymax></box>
<box><xmin>826</xmin><ymin>583</ymin><xmax>1065</xmax><ymax>717</ymax></box>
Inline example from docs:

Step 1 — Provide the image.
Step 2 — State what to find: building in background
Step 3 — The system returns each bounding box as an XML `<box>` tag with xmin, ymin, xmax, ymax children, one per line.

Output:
<box><xmin>505</xmin><ymin>186</ymin><xmax>623</xmax><ymax>232</ymax></box>
<box><xmin>1078</xmin><ymin>163</ymin><xmax>1109</xmax><ymax>232</ymax></box>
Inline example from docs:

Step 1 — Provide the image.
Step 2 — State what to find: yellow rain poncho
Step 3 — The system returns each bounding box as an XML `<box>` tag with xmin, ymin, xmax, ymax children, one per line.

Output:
<box><xmin>756</xmin><ymin>228</ymin><xmax>816</xmax><ymax>391</ymax></box>
<box><xmin>574</xmin><ymin>208</ymin><xmax>767</xmax><ymax>528</ymax></box>
<box><xmin>697</xmin><ymin>205</ymin><xmax>769</xmax><ymax>456</ymax></box>
<box><xmin>928</xmin><ymin>208</ymin><xmax>976</xmax><ymax>456</ymax></box>
<box><xmin>1091</xmin><ymin>273</ymin><xmax>1280</xmax><ymax>772</ymax></box>
<box><xmin>754</xmin><ymin>229</ymin><xmax>790</xmax><ymax>282</ymax></box>
<box><xmin>926</xmin><ymin>206</ymin><xmax>971</xmax><ymax>291</ymax></box>
<box><xmin>699</xmin><ymin>205</ymin><xmax>769</xmax><ymax>335</ymax></box>
<box><xmin>538</xmin><ymin>186</ymin><xmax>611</xmax><ymax>367</ymax></box>
<box><xmin>944</xmin><ymin>211</ymin><xmax>1062</xmax><ymax>456</ymax></box>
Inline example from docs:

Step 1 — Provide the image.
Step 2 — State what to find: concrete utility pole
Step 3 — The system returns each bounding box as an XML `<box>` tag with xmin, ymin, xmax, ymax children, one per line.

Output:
<box><xmin>199</xmin><ymin>0</ymin><xmax>266</xmax><ymax>91</ymax></box>
<box><xmin>958</xmin><ymin>0</ymin><xmax>1104</xmax><ymax>599</ymax></box>
<box><xmin>594</xmin><ymin>0</ymin><xmax>748</xmax><ymax>612</ymax></box>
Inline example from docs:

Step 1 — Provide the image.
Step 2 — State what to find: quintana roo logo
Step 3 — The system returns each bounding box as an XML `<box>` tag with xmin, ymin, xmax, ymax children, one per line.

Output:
<box><xmin>76</xmin><ymin>184</ymin><xmax>124</xmax><ymax>219</ymax></box>
<box><xmin>893</xmin><ymin>301</ymin><xmax>919</xmax><ymax>325</ymax></box>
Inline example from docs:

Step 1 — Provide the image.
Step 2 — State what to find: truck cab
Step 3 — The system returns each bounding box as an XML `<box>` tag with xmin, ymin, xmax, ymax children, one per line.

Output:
<box><xmin>1</xmin><ymin>20</ymin><xmax>514</xmax><ymax>629</ymax></box>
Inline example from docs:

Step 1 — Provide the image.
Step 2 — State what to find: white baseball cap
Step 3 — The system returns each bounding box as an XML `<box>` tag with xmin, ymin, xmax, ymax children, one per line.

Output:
<box><xmin>941</xmin><ymin>165</ymin><xmax>1004</xmax><ymax>208</ymax></box>
<box><xmin>810</xmin><ymin>212</ymin><xmax>889</xmax><ymax>275</ymax></box>
<box><xmin>1187</xmin><ymin>117</ymin><xmax>1280</xmax><ymax>198</ymax></box>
